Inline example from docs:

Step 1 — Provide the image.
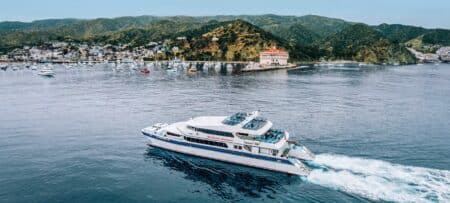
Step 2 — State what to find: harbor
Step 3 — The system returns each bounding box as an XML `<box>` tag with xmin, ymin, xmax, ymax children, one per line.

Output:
<box><xmin>0</xmin><ymin>46</ymin><xmax>306</xmax><ymax>73</ymax></box>
<box><xmin>0</xmin><ymin>60</ymin><xmax>403</xmax><ymax>78</ymax></box>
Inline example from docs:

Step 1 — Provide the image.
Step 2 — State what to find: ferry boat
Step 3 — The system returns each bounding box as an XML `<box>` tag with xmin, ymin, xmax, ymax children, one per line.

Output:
<box><xmin>142</xmin><ymin>111</ymin><xmax>315</xmax><ymax>176</ymax></box>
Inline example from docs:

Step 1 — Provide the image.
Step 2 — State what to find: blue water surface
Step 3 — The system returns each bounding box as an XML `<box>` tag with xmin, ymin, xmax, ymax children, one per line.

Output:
<box><xmin>0</xmin><ymin>64</ymin><xmax>449</xmax><ymax>202</ymax></box>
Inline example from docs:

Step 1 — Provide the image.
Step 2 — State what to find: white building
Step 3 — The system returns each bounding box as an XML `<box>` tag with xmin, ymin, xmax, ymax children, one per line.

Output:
<box><xmin>171</xmin><ymin>46</ymin><xmax>180</xmax><ymax>53</ymax></box>
<box><xmin>259</xmin><ymin>47</ymin><xmax>289</xmax><ymax>66</ymax></box>
<box><xmin>52</xmin><ymin>42</ymin><xmax>68</xmax><ymax>48</ymax></box>
<box><xmin>0</xmin><ymin>55</ymin><xmax>8</xmax><ymax>61</ymax></box>
<box><xmin>437</xmin><ymin>47</ymin><xmax>450</xmax><ymax>62</ymax></box>
<box><xmin>423</xmin><ymin>54</ymin><xmax>440</xmax><ymax>63</ymax></box>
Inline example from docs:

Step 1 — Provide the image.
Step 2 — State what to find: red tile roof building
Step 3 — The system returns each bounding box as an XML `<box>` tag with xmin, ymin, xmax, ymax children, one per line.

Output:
<box><xmin>259</xmin><ymin>47</ymin><xmax>289</xmax><ymax>66</ymax></box>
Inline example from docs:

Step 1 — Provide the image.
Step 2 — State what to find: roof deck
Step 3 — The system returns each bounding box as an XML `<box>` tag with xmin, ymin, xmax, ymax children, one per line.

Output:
<box><xmin>186</xmin><ymin>112</ymin><xmax>274</xmax><ymax>137</ymax></box>
<box><xmin>242</xmin><ymin>117</ymin><xmax>267</xmax><ymax>130</ymax></box>
<box><xmin>222</xmin><ymin>112</ymin><xmax>249</xmax><ymax>126</ymax></box>
<box><xmin>255</xmin><ymin>129</ymin><xmax>285</xmax><ymax>143</ymax></box>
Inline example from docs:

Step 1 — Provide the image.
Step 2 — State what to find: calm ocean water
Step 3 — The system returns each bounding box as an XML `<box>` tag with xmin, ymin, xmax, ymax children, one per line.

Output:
<box><xmin>0</xmin><ymin>64</ymin><xmax>449</xmax><ymax>203</ymax></box>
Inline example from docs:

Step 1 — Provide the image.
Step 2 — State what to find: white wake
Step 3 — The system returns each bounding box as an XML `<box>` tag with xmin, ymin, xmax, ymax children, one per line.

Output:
<box><xmin>307</xmin><ymin>154</ymin><xmax>450</xmax><ymax>203</ymax></box>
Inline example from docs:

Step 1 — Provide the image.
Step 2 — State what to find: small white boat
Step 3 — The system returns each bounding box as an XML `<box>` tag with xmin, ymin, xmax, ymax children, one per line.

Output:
<box><xmin>142</xmin><ymin>111</ymin><xmax>314</xmax><ymax>176</ymax></box>
<box><xmin>38</xmin><ymin>65</ymin><xmax>55</xmax><ymax>77</ymax></box>
<box><xmin>226</xmin><ymin>64</ymin><xmax>233</xmax><ymax>73</ymax></box>
<box><xmin>214</xmin><ymin>62</ymin><xmax>222</xmax><ymax>72</ymax></box>
<box><xmin>166</xmin><ymin>68</ymin><xmax>177</xmax><ymax>73</ymax></box>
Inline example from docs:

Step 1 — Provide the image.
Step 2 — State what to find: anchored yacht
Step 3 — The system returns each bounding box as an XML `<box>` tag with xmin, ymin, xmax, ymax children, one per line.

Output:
<box><xmin>142</xmin><ymin>111</ymin><xmax>315</xmax><ymax>176</ymax></box>
<box><xmin>38</xmin><ymin>65</ymin><xmax>55</xmax><ymax>77</ymax></box>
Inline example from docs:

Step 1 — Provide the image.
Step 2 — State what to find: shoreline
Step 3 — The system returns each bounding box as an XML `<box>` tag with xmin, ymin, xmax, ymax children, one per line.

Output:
<box><xmin>0</xmin><ymin>60</ymin><xmax>445</xmax><ymax>66</ymax></box>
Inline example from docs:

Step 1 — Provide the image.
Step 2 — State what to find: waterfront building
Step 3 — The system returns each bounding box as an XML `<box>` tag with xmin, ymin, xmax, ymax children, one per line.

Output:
<box><xmin>52</xmin><ymin>42</ymin><xmax>68</xmax><ymax>48</ymax></box>
<box><xmin>423</xmin><ymin>53</ymin><xmax>440</xmax><ymax>63</ymax></box>
<box><xmin>407</xmin><ymin>47</ymin><xmax>440</xmax><ymax>63</ymax></box>
<box><xmin>437</xmin><ymin>47</ymin><xmax>450</xmax><ymax>62</ymax></box>
<box><xmin>259</xmin><ymin>47</ymin><xmax>289</xmax><ymax>66</ymax></box>
<box><xmin>0</xmin><ymin>55</ymin><xmax>8</xmax><ymax>61</ymax></box>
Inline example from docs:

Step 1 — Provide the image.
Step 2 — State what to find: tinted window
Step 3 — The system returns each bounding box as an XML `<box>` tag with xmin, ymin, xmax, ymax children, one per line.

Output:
<box><xmin>184</xmin><ymin>137</ymin><xmax>228</xmax><ymax>148</ymax></box>
<box><xmin>166</xmin><ymin>131</ymin><xmax>181</xmax><ymax>137</ymax></box>
<box><xmin>188</xmin><ymin>126</ymin><xmax>234</xmax><ymax>138</ymax></box>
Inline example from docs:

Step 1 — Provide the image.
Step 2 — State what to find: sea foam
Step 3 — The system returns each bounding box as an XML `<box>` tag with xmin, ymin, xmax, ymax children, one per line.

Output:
<box><xmin>307</xmin><ymin>154</ymin><xmax>450</xmax><ymax>203</ymax></box>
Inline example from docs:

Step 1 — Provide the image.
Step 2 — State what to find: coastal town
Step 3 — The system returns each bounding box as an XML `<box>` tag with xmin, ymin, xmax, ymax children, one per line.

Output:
<box><xmin>1</xmin><ymin>40</ymin><xmax>450</xmax><ymax>65</ymax></box>
<box><xmin>0</xmin><ymin>40</ymin><xmax>300</xmax><ymax>74</ymax></box>
<box><xmin>1</xmin><ymin>41</ymin><xmax>165</xmax><ymax>63</ymax></box>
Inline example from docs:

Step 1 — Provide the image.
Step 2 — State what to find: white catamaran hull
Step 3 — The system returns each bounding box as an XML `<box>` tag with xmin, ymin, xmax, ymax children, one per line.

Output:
<box><xmin>143</xmin><ymin>129</ymin><xmax>310</xmax><ymax>176</ymax></box>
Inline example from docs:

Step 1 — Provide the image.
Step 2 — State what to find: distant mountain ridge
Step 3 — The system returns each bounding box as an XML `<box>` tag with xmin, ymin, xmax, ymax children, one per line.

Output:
<box><xmin>1</xmin><ymin>14</ymin><xmax>449</xmax><ymax>63</ymax></box>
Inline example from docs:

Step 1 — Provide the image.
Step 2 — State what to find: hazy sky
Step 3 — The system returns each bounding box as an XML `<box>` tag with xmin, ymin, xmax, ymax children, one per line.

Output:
<box><xmin>1</xmin><ymin>0</ymin><xmax>449</xmax><ymax>28</ymax></box>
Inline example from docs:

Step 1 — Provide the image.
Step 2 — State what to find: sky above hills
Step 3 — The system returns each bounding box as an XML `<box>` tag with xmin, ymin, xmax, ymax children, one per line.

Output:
<box><xmin>1</xmin><ymin>0</ymin><xmax>449</xmax><ymax>28</ymax></box>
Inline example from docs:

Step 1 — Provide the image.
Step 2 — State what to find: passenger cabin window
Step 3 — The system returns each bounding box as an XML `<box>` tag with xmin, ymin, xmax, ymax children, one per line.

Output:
<box><xmin>243</xmin><ymin>145</ymin><xmax>252</xmax><ymax>152</ymax></box>
<box><xmin>233</xmin><ymin>145</ymin><xmax>243</xmax><ymax>150</ymax></box>
<box><xmin>187</xmin><ymin>126</ymin><xmax>234</xmax><ymax>138</ymax></box>
<box><xmin>259</xmin><ymin>148</ymin><xmax>271</xmax><ymax>155</ymax></box>
<box><xmin>236</xmin><ymin>132</ymin><xmax>257</xmax><ymax>141</ymax></box>
<box><xmin>184</xmin><ymin>137</ymin><xmax>228</xmax><ymax>148</ymax></box>
<box><xmin>281</xmin><ymin>148</ymin><xmax>290</xmax><ymax>157</ymax></box>
<box><xmin>272</xmin><ymin>149</ymin><xmax>279</xmax><ymax>156</ymax></box>
<box><xmin>166</xmin><ymin>131</ymin><xmax>181</xmax><ymax>137</ymax></box>
<box><xmin>260</xmin><ymin>148</ymin><xmax>279</xmax><ymax>156</ymax></box>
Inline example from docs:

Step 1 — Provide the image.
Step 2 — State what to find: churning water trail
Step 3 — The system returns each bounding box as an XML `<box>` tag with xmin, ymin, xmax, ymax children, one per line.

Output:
<box><xmin>307</xmin><ymin>154</ymin><xmax>450</xmax><ymax>203</ymax></box>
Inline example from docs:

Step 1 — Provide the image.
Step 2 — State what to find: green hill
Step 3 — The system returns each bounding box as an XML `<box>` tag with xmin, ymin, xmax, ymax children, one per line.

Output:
<box><xmin>291</xmin><ymin>15</ymin><xmax>352</xmax><ymax>37</ymax></box>
<box><xmin>374</xmin><ymin>24</ymin><xmax>427</xmax><ymax>43</ymax></box>
<box><xmin>0</xmin><ymin>19</ymin><xmax>81</xmax><ymax>31</ymax></box>
<box><xmin>88</xmin><ymin>20</ymin><xmax>204</xmax><ymax>46</ymax></box>
<box><xmin>269</xmin><ymin>23</ymin><xmax>320</xmax><ymax>46</ymax></box>
<box><xmin>160</xmin><ymin>20</ymin><xmax>313</xmax><ymax>61</ymax></box>
<box><xmin>323</xmin><ymin>24</ymin><xmax>416</xmax><ymax>64</ymax></box>
<box><xmin>422</xmin><ymin>29</ymin><xmax>450</xmax><ymax>45</ymax></box>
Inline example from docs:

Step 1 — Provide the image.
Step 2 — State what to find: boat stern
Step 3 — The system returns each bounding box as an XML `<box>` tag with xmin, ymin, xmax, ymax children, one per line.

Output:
<box><xmin>288</xmin><ymin>144</ymin><xmax>315</xmax><ymax>162</ymax></box>
<box><xmin>288</xmin><ymin>158</ymin><xmax>311</xmax><ymax>176</ymax></box>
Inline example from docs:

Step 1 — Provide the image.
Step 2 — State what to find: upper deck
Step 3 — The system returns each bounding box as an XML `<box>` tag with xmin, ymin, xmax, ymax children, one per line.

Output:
<box><xmin>183</xmin><ymin>111</ymin><xmax>290</xmax><ymax>144</ymax></box>
<box><xmin>186</xmin><ymin>112</ymin><xmax>272</xmax><ymax>135</ymax></box>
